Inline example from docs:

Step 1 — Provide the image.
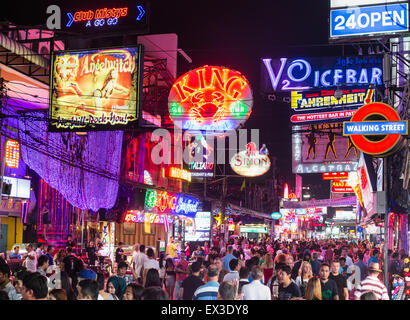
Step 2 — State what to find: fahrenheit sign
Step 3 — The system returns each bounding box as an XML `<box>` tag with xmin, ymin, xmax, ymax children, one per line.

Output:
<box><xmin>4</xmin><ymin>139</ymin><xmax>19</xmax><ymax>168</ymax></box>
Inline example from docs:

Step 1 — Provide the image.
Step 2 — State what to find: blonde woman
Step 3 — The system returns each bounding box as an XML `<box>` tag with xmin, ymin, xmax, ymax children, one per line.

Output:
<box><xmin>304</xmin><ymin>277</ymin><xmax>322</xmax><ymax>300</ymax></box>
<box><xmin>261</xmin><ymin>253</ymin><xmax>274</xmax><ymax>285</ymax></box>
<box><xmin>295</xmin><ymin>261</ymin><xmax>313</xmax><ymax>296</ymax></box>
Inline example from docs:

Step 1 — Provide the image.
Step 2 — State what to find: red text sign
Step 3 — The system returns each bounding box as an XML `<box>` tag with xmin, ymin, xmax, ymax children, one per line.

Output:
<box><xmin>323</xmin><ymin>172</ymin><xmax>348</xmax><ymax>180</ymax></box>
<box><xmin>331</xmin><ymin>180</ymin><xmax>354</xmax><ymax>193</ymax></box>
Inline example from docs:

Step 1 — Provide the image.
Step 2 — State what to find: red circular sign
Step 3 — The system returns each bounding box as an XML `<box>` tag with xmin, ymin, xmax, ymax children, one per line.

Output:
<box><xmin>349</xmin><ymin>102</ymin><xmax>403</xmax><ymax>156</ymax></box>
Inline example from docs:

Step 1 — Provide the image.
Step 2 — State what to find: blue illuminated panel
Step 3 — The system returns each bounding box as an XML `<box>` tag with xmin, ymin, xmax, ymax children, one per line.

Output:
<box><xmin>330</xmin><ymin>3</ymin><xmax>409</xmax><ymax>38</ymax></box>
<box><xmin>343</xmin><ymin>121</ymin><xmax>408</xmax><ymax>135</ymax></box>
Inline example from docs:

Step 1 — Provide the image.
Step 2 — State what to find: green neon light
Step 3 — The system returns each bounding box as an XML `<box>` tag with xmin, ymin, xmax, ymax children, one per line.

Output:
<box><xmin>169</xmin><ymin>102</ymin><xmax>184</xmax><ymax>117</ymax></box>
<box><xmin>145</xmin><ymin>189</ymin><xmax>157</xmax><ymax>208</ymax></box>
<box><xmin>230</xmin><ymin>100</ymin><xmax>249</xmax><ymax>118</ymax></box>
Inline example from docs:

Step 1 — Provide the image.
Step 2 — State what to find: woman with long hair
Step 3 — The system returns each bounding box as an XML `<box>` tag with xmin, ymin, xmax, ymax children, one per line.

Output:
<box><xmin>54</xmin><ymin>249</ymin><xmax>67</xmax><ymax>268</ymax></box>
<box><xmin>60</xmin><ymin>270</ymin><xmax>76</xmax><ymax>300</ymax></box>
<box><xmin>305</xmin><ymin>277</ymin><xmax>322</xmax><ymax>300</ymax></box>
<box><xmin>296</xmin><ymin>261</ymin><xmax>313</xmax><ymax>296</ymax></box>
<box><xmin>105</xmin><ymin>277</ymin><xmax>120</xmax><ymax>300</ymax></box>
<box><xmin>164</xmin><ymin>258</ymin><xmax>176</xmax><ymax>299</ymax></box>
<box><xmin>123</xmin><ymin>283</ymin><xmax>144</xmax><ymax>300</ymax></box>
<box><xmin>261</xmin><ymin>253</ymin><xmax>274</xmax><ymax>285</ymax></box>
<box><xmin>145</xmin><ymin>269</ymin><xmax>162</xmax><ymax>288</ymax></box>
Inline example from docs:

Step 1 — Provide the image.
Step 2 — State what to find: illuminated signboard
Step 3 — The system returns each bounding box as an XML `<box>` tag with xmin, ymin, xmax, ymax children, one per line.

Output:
<box><xmin>165</xmin><ymin>167</ymin><xmax>192</xmax><ymax>182</ymax></box>
<box><xmin>49</xmin><ymin>46</ymin><xmax>144</xmax><ymax>131</ymax></box>
<box><xmin>295</xmin><ymin>207</ymin><xmax>328</xmax><ymax>215</ymax></box>
<box><xmin>290</xmin><ymin>87</ymin><xmax>374</xmax><ymax>124</ymax></box>
<box><xmin>144</xmin><ymin>189</ymin><xmax>199</xmax><ymax>218</ymax></box>
<box><xmin>334</xmin><ymin>210</ymin><xmax>356</xmax><ymax>221</ymax></box>
<box><xmin>62</xmin><ymin>2</ymin><xmax>148</xmax><ymax>32</ymax></box>
<box><xmin>331</xmin><ymin>180</ymin><xmax>354</xmax><ymax>193</ymax></box>
<box><xmin>2</xmin><ymin>177</ymin><xmax>31</xmax><ymax>199</ymax></box>
<box><xmin>168</xmin><ymin>65</ymin><xmax>253</xmax><ymax>133</ymax></box>
<box><xmin>230</xmin><ymin>142</ymin><xmax>271</xmax><ymax>177</ymax></box>
<box><xmin>240</xmin><ymin>225</ymin><xmax>268</xmax><ymax>234</ymax></box>
<box><xmin>187</xmin><ymin>135</ymin><xmax>214</xmax><ymax>178</ymax></box>
<box><xmin>4</xmin><ymin>139</ymin><xmax>20</xmax><ymax>168</ymax></box>
<box><xmin>323</xmin><ymin>172</ymin><xmax>349</xmax><ymax>180</ymax></box>
<box><xmin>185</xmin><ymin>211</ymin><xmax>211</xmax><ymax>242</ymax></box>
<box><xmin>343</xmin><ymin>102</ymin><xmax>407</xmax><ymax>157</ymax></box>
<box><xmin>271</xmin><ymin>212</ymin><xmax>282</xmax><ymax>220</ymax></box>
<box><xmin>261</xmin><ymin>55</ymin><xmax>383</xmax><ymax>93</ymax></box>
<box><xmin>292</xmin><ymin>123</ymin><xmax>359</xmax><ymax>174</ymax></box>
<box><xmin>124</xmin><ymin>211</ymin><xmax>172</xmax><ymax>224</ymax></box>
<box><xmin>330</xmin><ymin>2</ymin><xmax>409</xmax><ymax>39</ymax></box>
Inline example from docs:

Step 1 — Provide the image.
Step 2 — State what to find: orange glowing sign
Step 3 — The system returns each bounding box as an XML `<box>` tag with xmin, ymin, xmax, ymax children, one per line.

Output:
<box><xmin>165</xmin><ymin>167</ymin><xmax>192</xmax><ymax>182</ymax></box>
<box><xmin>168</xmin><ymin>66</ymin><xmax>253</xmax><ymax>132</ymax></box>
<box><xmin>4</xmin><ymin>139</ymin><xmax>19</xmax><ymax>168</ymax></box>
<box><xmin>288</xmin><ymin>193</ymin><xmax>297</xmax><ymax>199</ymax></box>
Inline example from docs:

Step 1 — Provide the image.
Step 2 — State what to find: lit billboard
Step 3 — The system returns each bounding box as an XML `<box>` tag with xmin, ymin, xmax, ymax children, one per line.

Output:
<box><xmin>49</xmin><ymin>46</ymin><xmax>144</xmax><ymax>131</ymax></box>
<box><xmin>168</xmin><ymin>65</ymin><xmax>253</xmax><ymax>133</ymax></box>
<box><xmin>292</xmin><ymin>122</ymin><xmax>359</xmax><ymax>174</ymax></box>
<box><xmin>185</xmin><ymin>211</ymin><xmax>211</xmax><ymax>242</ymax></box>
<box><xmin>261</xmin><ymin>55</ymin><xmax>383</xmax><ymax>93</ymax></box>
<box><xmin>330</xmin><ymin>1</ymin><xmax>409</xmax><ymax>39</ymax></box>
<box><xmin>290</xmin><ymin>87</ymin><xmax>375</xmax><ymax>124</ymax></box>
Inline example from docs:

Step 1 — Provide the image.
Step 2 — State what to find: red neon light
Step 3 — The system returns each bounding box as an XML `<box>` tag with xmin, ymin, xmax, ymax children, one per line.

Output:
<box><xmin>291</xmin><ymin>110</ymin><xmax>357</xmax><ymax>123</ymax></box>
<box><xmin>349</xmin><ymin>103</ymin><xmax>402</xmax><ymax>156</ymax></box>
<box><xmin>4</xmin><ymin>139</ymin><xmax>19</xmax><ymax>169</ymax></box>
<box><xmin>331</xmin><ymin>180</ymin><xmax>354</xmax><ymax>193</ymax></box>
<box><xmin>73</xmin><ymin>7</ymin><xmax>128</xmax><ymax>22</ymax></box>
<box><xmin>166</xmin><ymin>167</ymin><xmax>192</xmax><ymax>182</ymax></box>
<box><xmin>323</xmin><ymin>172</ymin><xmax>348</xmax><ymax>180</ymax></box>
<box><xmin>168</xmin><ymin>66</ymin><xmax>253</xmax><ymax>131</ymax></box>
<box><xmin>156</xmin><ymin>192</ymin><xmax>177</xmax><ymax>212</ymax></box>
<box><xmin>288</xmin><ymin>193</ymin><xmax>297</xmax><ymax>199</ymax></box>
<box><xmin>284</xmin><ymin>183</ymin><xmax>289</xmax><ymax>199</ymax></box>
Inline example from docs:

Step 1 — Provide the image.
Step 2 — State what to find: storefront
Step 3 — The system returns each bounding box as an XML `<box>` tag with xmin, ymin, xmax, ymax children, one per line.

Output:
<box><xmin>240</xmin><ymin>224</ymin><xmax>268</xmax><ymax>240</ymax></box>
<box><xmin>0</xmin><ymin>199</ymin><xmax>27</xmax><ymax>254</ymax></box>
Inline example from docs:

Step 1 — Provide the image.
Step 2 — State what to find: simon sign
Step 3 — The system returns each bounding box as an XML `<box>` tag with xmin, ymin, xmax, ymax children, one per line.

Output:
<box><xmin>168</xmin><ymin>65</ymin><xmax>253</xmax><ymax>133</ymax></box>
<box><xmin>343</xmin><ymin>102</ymin><xmax>408</xmax><ymax>157</ymax></box>
<box><xmin>230</xmin><ymin>142</ymin><xmax>271</xmax><ymax>177</ymax></box>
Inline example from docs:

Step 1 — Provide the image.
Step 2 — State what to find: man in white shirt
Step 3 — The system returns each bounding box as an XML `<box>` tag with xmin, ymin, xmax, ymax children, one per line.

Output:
<box><xmin>24</xmin><ymin>244</ymin><xmax>37</xmax><ymax>272</ymax></box>
<box><xmin>35</xmin><ymin>243</ymin><xmax>44</xmax><ymax>258</ymax></box>
<box><xmin>223</xmin><ymin>258</ymin><xmax>241</xmax><ymax>282</ymax></box>
<box><xmin>242</xmin><ymin>265</ymin><xmax>271</xmax><ymax>300</ymax></box>
<box><xmin>341</xmin><ymin>248</ymin><xmax>353</xmax><ymax>267</ymax></box>
<box><xmin>132</xmin><ymin>244</ymin><xmax>148</xmax><ymax>284</ymax></box>
<box><xmin>143</xmin><ymin>247</ymin><xmax>159</xmax><ymax>286</ymax></box>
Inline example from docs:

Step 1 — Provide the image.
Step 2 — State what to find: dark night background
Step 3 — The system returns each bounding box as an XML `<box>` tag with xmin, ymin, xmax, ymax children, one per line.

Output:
<box><xmin>1</xmin><ymin>0</ymin><xmax>358</xmax><ymax>199</ymax></box>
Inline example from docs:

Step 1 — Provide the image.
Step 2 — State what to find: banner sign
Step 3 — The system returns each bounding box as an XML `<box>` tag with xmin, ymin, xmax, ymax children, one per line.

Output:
<box><xmin>330</xmin><ymin>2</ymin><xmax>409</xmax><ymax>39</ymax></box>
<box><xmin>124</xmin><ymin>211</ymin><xmax>172</xmax><ymax>224</ymax></box>
<box><xmin>343</xmin><ymin>121</ymin><xmax>407</xmax><ymax>135</ymax></box>
<box><xmin>292</xmin><ymin>123</ymin><xmax>359</xmax><ymax>174</ymax></box>
<box><xmin>331</xmin><ymin>180</ymin><xmax>354</xmax><ymax>193</ymax></box>
<box><xmin>282</xmin><ymin>195</ymin><xmax>357</xmax><ymax>209</ymax></box>
<box><xmin>165</xmin><ymin>167</ymin><xmax>192</xmax><ymax>182</ymax></box>
<box><xmin>323</xmin><ymin>172</ymin><xmax>349</xmax><ymax>180</ymax></box>
<box><xmin>290</xmin><ymin>87</ymin><xmax>374</xmax><ymax>124</ymax></box>
<box><xmin>261</xmin><ymin>55</ymin><xmax>383</xmax><ymax>93</ymax></box>
<box><xmin>240</xmin><ymin>225</ymin><xmax>268</xmax><ymax>234</ymax></box>
<box><xmin>295</xmin><ymin>207</ymin><xmax>327</xmax><ymax>215</ymax></box>
<box><xmin>49</xmin><ymin>46</ymin><xmax>144</xmax><ymax>131</ymax></box>
<box><xmin>144</xmin><ymin>189</ymin><xmax>199</xmax><ymax>218</ymax></box>
<box><xmin>187</xmin><ymin>135</ymin><xmax>214</xmax><ymax>178</ymax></box>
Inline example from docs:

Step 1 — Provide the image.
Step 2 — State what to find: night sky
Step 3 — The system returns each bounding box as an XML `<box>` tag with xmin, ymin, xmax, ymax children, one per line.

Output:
<box><xmin>2</xmin><ymin>0</ymin><xmax>353</xmax><ymax>198</ymax></box>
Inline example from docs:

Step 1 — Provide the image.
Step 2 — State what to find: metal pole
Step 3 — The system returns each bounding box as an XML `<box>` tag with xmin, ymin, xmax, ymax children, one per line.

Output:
<box><xmin>383</xmin><ymin>156</ymin><xmax>389</xmax><ymax>288</ymax></box>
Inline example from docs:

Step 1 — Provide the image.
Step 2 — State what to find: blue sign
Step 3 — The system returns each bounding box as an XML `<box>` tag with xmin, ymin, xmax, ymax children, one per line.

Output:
<box><xmin>262</xmin><ymin>55</ymin><xmax>383</xmax><ymax>93</ymax></box>
<box><xmin>343</xmin><ymin>121</ymin><xmax>408</xmax><ymax>135</ymax></box>
<box><xmin>357</xmin><ymin>226</ymin><xmax>363</xmax><ymax>233</ymax></box>
<box><xmin>330</xmin><ymin>3</ymin><xmax>409</xmax><ymax>38</ymax></box>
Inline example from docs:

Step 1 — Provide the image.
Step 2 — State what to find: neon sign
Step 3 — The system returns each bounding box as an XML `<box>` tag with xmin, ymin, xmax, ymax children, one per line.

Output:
<box><xmin>168</xmin><ymin>66</ymin><xmax>253</xmax><ymax>133</ymax></box>
<box><xmin>165</xmin><ymin>167</ymin><xmax>192</xmax><ymax>182</ymax></box>
<box><xmin>64</xmin><ymin>4</ymin><xmax>147</xmax><ymax>30</ymax></box>
<box><xmin>124</xmin><ymin>211</ymin><xmax>171</xmax><ymax>224</ymax></box>
<box><xmin>4</xmin><ymin>139</ymin><xmax>20</xmax><ymax>168</ymax></box>
<box><xmin>230</xmin><ymin>142</ymin><xmax>271</xmax><ymax>177</ymax></box>
<box><xmin>144</xmin><ymin>189</ymin><xmax>199</xmax><ymax>218</ymax></box>
<box><xmin>262</xmin><ymin>55</ymin><xmax>383</xmax><ymax>93</ymax></box>
<box><xmin>331</xmin><ymin>180</ymin><xmax>354</xmax><ymax>193</ymax></box>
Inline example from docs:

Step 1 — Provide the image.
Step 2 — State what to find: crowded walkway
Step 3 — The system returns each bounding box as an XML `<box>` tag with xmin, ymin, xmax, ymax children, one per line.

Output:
<box><xmin>0</xmin><ymin>236</ymin><xmax>406</xmax><ymax>300</ymax></box>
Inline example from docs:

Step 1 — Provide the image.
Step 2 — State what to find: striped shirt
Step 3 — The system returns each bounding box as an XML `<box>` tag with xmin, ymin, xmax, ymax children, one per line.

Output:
<box><xmin>193</xmin><ymin>281</ymin><xmax>220</xmax><ymax>300</ymax></box>
<box><xmin>354</xmin><ymin>275</ymin><xmax>389</xmax><ymax>300</ymax></box>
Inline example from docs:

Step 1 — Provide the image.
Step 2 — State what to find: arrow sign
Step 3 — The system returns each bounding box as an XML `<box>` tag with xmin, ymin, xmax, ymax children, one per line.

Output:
<box><xmin>136</xmin><ymin>5</ymin><xmax>145</xmax><ymax>21</ymax></box>
<box><xmin>66</xmin><ymin>12</ymin><xmax>75</xmax><ymax>28</ymax></box>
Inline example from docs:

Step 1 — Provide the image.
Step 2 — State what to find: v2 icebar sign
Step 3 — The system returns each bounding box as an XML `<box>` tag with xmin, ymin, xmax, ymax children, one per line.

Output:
<box><xmin>261</xmin><ymin>55</ymin><xmax>383</xmax><ymax>93</ymax></box>
<box><xmin>330</xmin><ymin>2</ymin><xmax>409</xmax><ymax>39</ymax></box>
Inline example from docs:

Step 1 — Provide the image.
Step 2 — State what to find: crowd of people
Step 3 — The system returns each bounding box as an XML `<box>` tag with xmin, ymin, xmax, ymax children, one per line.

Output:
<box><xmin>0</xmin><ymin>235</ymin><xmax>408</xmax><ymax>300</ymax></box>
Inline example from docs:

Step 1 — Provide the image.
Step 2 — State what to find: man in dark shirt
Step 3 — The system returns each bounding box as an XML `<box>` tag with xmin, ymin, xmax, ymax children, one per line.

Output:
<box><xmin>115</xmin><ymin>242</ymin><xmax>126</xmax><ymax>264</ymax></box>
<box><xmin>319</xmin><ymin>263</ymin><xmax>339</xmax><ymax>300</ymax></box>
<box><xmin>66</xmin><ymin>235</ymin><xmax>75</xmax><ymax>250</ymax></box>
<box><xmin>329</xmin><ymin>260</ymin><xmax>348</xmax><ymax>300</ymax></box>
<box><xmin>311</xmin><ymin>252</ymin><xmax>320</xmax><ymax>276</ymax></box>
<box><xmin>181</xmin><ymin>261</ymin><xmax>204</xmax><ymax>300</ymax></box>
<box><xmin>354</xmin><ymin>251</ymin><xmax>368</xmax><ymax>281</ymax></box>
<box><xmin>86</xmin><ymin>240</ymin><xmax>97</xmax><ymax>267</ymax></box>
<box><xmin>277</xmin><ymin>264</ymin><xmax>302</xmax><ymax>300</ymax></box>
<box><xmin>63</xmin><ymin>247</ymin><xmax>84</xmax><ymax>295</ymax></box>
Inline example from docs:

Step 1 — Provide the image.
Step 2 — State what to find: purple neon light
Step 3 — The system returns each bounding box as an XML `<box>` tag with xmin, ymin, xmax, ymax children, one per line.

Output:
<box><xmin>18</xmin><ymin>112</ymin><xmax>123</xmax><ymax>211</ymax></box>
